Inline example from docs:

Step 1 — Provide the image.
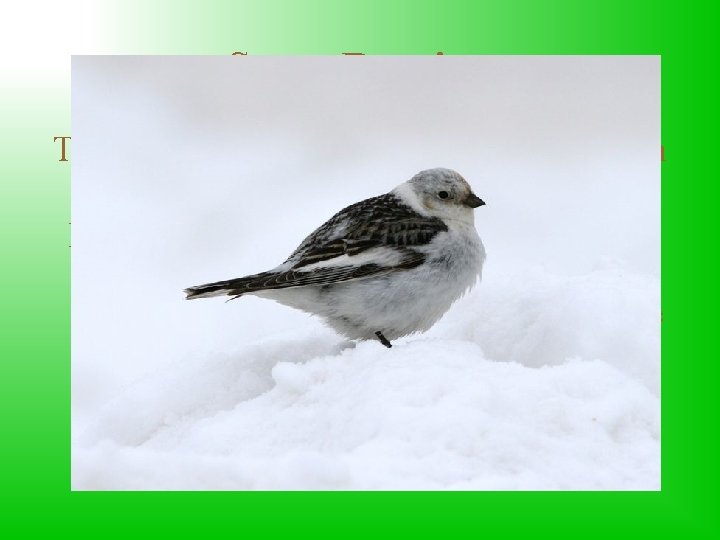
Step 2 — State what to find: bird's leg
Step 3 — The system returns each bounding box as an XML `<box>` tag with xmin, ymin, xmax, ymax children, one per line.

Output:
<box><xmin>375</xmin><ymin>331</ymin><xmax>392</xmax><ymax>348</ymax></box>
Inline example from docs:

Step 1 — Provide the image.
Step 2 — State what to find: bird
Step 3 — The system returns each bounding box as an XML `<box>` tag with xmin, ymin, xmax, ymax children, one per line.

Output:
<box><xmin>185</xmin><ymin>168</ymin><xmax>486</xmax><ymax>347</ymax></box>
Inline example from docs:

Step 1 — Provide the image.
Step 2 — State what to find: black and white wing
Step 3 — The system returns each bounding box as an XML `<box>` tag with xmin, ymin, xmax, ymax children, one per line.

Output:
<box><xmin>185</xmin><ymin>193</ymin><xmax>448</xmax><ymax>299</ymax></box>
<box><xmin>285</xmin><ymin>193</ymin><xmax>447</xmax><ymax>269</ymax></box>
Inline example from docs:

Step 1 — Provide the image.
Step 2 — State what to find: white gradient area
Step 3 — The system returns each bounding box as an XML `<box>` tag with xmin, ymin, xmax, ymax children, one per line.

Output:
<box><xmin>72</xmin><ymin>56</ymin><xmax>660</xmax><ymax>490</ymax></box>
<box><xmin>1</xmin><ymin>1</ymin><xmax>99</xmax><ymax>77</ymax></box>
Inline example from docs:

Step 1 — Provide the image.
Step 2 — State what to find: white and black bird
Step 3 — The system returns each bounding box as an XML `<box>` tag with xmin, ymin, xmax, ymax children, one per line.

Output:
<box><xmin>185</xmin><ymin>168</ymin><xmax>486</xmax><ymax>347</ymax></box>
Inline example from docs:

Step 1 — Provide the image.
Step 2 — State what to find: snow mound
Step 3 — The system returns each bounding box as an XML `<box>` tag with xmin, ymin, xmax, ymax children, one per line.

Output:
<box><xmin>73</xmin><ymin>341</ymin><xmax>658</xmax><ymax>490</ymax></box>
<box><xmin>435</xmin><ymin>263</ymin><xmax>660</xmax><ymax>394</ymax></box>
<box><xmin>73</xmin><ymin>267</ymin><xmax>659</xmax><ymax>490</ymax></box>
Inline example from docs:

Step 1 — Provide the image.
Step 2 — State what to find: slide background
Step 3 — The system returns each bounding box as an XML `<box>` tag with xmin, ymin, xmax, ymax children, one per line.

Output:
<box><xmin>1</xmin><ymin>0</ymin><xmax>718</xmax><ymax>536</ymax></box>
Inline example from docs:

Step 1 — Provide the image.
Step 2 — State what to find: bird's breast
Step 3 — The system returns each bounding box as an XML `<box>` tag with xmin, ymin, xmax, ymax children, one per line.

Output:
<box><xmin>426</xmin><ymin>226</ymin><xmax>485</xmax><ymax>280</ymax></box>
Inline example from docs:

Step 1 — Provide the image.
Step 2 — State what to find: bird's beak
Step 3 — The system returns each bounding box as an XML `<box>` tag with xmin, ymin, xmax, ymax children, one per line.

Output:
<box><xmin>464</xmin><ymin>192</ymin><xmax>486</xmax><ymax>208</ymax></box>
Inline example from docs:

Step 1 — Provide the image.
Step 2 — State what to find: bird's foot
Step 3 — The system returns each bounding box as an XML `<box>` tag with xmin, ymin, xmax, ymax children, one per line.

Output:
<box><xmin>375</xmin><ymin>331</ymin><xmax>392</xmax><ymax>348</ymax></box>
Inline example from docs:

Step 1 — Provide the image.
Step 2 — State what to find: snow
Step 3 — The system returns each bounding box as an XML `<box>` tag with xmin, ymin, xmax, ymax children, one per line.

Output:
<box><xmin>71</xmin><ymin>56</ymin><xmax>659</xmax><ymax>490</ymax></box>
<box><xmin>73</xmin><ymin>266</ymin><xmax>659</xmax><ymax>490</ymax></box>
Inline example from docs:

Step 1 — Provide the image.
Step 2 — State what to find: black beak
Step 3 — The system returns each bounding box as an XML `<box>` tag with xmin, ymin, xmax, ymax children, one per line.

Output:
<box><xmin>464</xmin><ymin>193</ymin><xmax>485</xmax><ymax>208</ymax></box>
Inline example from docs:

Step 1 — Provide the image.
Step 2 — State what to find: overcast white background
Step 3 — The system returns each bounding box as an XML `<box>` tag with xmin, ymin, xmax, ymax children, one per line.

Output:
<box><xmin>72</xmin><ymin>56</ymin><xmax>660</xmax><ymax>490</ymax></box>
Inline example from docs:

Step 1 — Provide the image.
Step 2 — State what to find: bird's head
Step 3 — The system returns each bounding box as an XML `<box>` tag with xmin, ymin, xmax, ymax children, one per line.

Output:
<box><xmin>393</xmin><ymin>168</ymin><xmax>485</xmax><ymax>225</ymax></box>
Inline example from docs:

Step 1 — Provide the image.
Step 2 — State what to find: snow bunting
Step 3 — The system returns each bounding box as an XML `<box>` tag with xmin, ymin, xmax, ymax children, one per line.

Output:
<box><xmin>185</xmin><ymin>168</ymin><xmax>486</xmax><ymax>347</ymax></box>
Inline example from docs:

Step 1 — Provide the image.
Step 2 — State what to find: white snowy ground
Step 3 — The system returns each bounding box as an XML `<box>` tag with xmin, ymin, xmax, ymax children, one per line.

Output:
<box><xmin>73</xmin><ymin>265</ymin><xmax>659</xmax><ymax>490</ymax></box>
<box><xmin>72</xmin><ymin>56</ymin><xmax>659</xmax><ymax>490</ymax></box>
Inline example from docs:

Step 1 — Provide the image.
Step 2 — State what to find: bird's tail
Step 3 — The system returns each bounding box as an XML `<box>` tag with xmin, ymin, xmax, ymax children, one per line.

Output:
<box><xmin>184</xmin><ymin>272</ymin><xmax>274</xmax><ymax>300</ymax></box>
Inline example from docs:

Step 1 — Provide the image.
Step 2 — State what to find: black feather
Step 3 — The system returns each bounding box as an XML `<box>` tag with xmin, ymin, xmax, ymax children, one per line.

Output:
<box><xmin>185</xmin><ymin>193</ymin><xmax>445</xmax><ymax>299</ymax></box>
<box><xmin>288</xmin><ymin>193</ymin><xmax>447</xmax><ymax>269</ymax></box>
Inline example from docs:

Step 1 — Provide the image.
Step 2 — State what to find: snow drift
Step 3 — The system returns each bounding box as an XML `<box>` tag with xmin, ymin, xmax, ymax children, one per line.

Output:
<box><xmin>73</xmin><ymin>267</ymin><xmax>660</xmax><ymax>490</ymax></box>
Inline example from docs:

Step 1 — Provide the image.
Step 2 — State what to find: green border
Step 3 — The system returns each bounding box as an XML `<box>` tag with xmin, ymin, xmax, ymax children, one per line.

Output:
<box><xmin>1</xmin><ymin>0</ymin><xmax>718</xmax><ymax>537</ymax></box>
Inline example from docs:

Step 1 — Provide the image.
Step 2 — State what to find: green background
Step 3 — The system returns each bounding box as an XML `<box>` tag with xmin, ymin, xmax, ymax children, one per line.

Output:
<box><xmin>1</xmin><ymin>0</ymin><xmax>718</xmax><ymax>537</ymax></box>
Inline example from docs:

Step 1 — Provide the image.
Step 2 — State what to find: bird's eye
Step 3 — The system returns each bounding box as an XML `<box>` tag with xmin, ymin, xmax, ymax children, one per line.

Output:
<box><xmin>438</xmin><ymin>191</ymin><xmax>449</xmax><ymax>199</ymax></box>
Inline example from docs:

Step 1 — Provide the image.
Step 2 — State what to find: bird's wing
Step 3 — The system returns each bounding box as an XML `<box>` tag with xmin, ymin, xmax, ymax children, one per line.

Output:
<box><xmin>285</xmin><ymin>193</ymin><xmax>448</xmax><ymax>270</ymax></box>
<box><xmin>185</xmin><ymin>193</ymin><xmax>448</xmax><ymax>299</ymax></box>
<box><xmin>185</xmin><ymin>263</ymin><xmax>399</xmax><ymax>299</ymax></box>
<box><xmin>232</xmin><ymin>263</ymin><xmax>400</xmax><ymax>296</ymax></box>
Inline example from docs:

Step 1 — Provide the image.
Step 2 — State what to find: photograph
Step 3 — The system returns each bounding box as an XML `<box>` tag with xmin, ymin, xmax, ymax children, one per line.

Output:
<box><xmin>71</xmin><ymin>55</ymin><xmax>660</xmax><ymax>490</ymax></box>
